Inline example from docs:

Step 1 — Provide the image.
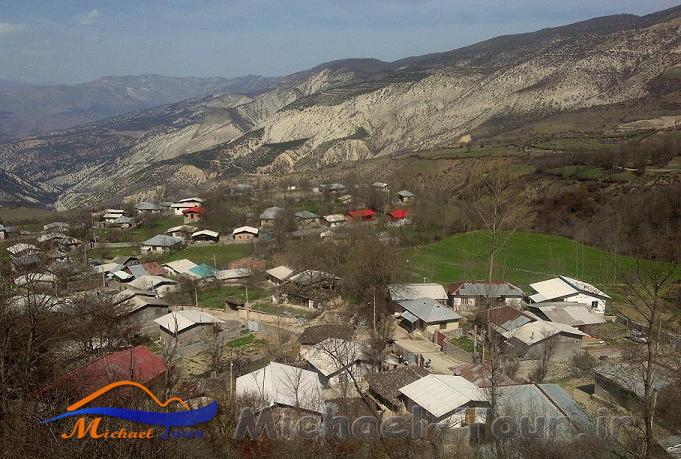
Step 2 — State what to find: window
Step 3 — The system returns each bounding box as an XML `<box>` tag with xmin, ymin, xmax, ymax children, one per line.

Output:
<box><xmin>439</xmin><ymin>323</ymin><xmax>447</xmax><ymax>330</ymax></box>
<box><xmin>591</xmin><ymin>301</ymin><xmax>598</xmax><ymax>309</ymax></box>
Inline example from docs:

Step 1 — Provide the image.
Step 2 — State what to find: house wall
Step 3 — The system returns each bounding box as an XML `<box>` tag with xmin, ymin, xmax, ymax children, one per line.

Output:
<box><xmin>508</xmin><ymin>335</ymin><xmax>583</xmax><ymax>360</ymax></box>
<box><xmin>234</xmin><ymin>232</ymin><xmax>256</xmax><ymax>241</ymax></box>
<box><xmin>567</xmin><ymin>293</ymin><xmax>606</xmax><ymax>314</ymax></box>
<box><xmin>594</xmin><ymin>376</ymin><xmax>642</xmax><ymax>412</ymax></box>
<box><xmin>129</xmin><ymin>306</ymin><xmax>169</xmax><ymax>333</ymax></box>
<box><xmin>260</xmin><ymin>219</ymin><xmax>275</xmax><ymax>227</ymax></box>
<box><xmin>424</xmin><ymin>320</ymin><xmax>459</xmax><ymax>337</ymax></box>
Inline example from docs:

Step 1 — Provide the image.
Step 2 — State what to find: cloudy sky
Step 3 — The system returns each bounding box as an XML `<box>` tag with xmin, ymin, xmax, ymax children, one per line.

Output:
<box><xmin>1</xmin><ymin>0</ymin><xmax>678</xmax><ymax>84</ymax></box>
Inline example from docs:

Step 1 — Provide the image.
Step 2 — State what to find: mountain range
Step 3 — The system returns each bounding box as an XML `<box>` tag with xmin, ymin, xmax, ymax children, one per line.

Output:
<box><xmin>1</xmin><ymin>5</ymin><xmax>680</xmax><ymax>209</ymax></box>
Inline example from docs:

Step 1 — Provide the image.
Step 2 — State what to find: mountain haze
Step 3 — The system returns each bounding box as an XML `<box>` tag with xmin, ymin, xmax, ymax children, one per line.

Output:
<box><xmin>1</xmin><ymin>6</ymin><xmax>680</xmax><ymax>208</ymax></box>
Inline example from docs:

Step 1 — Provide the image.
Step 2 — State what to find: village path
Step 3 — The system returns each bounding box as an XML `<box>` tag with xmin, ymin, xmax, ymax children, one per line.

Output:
<box><xmin>393</xmin><ymin>328</ymin><xmax>467</xmax><ymax>375</ymax></box>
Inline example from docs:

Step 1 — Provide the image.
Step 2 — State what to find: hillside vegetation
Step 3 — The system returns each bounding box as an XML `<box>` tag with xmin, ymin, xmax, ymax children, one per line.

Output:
<box><xmin>405</xmin><ymin>230</ymin><xmax>661</xmax><ymax>290</ymax></box>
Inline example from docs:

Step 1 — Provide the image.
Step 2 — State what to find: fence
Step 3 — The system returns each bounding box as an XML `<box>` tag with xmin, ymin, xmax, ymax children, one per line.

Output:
<box><xmin>615</xmin><ymin>314</ymin><xmax>681</xmax><ymax>351</ymax></box>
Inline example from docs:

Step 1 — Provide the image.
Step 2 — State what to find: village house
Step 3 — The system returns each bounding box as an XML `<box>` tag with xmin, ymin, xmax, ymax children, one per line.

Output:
<box><xmin>501</xmin><ymin>320</ymin><xmax>587</xmax><ymax>360</ymax></box>
<box><xmin>447</xmin><ymin>281</ymin><xmax>525</xmax><ymax>311</ymax></box>
<box><xmin>125</xmin><ymin>262</ymin><xmax>165</xmax><ymax>279</ymax></box>
<box><xmin>486</xmin><ymin>305</ymin><xmax>537</xmax><ymax>333</ymax></box>
<box><xmin>395</xmin><ymin>297</ymin><xmax>462</xmax><ymax>336</ymax></box>
<box><xmin>52</xmin><ymin>346</ymin><xmax>167</xmax><ymax>401</ymax></box>
<box><xmin>109</xmin><ymin>215</ymin><xmax>134</xmax><ymax>229</ymax></box>
<box><xmin>259</xmin><ymin>207</ymin><xmax>283</xmax><ymax>227</ymax></box>
<box><xmin>399</xmin><ymin>374</ymin><xmax>488</xmax><ymax>427</ymax></box>
<box><xmin>162</xmin><ymin>259</ymin><xmax>198</xmax><ymax>277</ymax></box>
<box><xmin>170</xmin><ymin>197</ymin><xmax>204</xmax><ymax>215</ymax></box>
<box><xmin>166</xmin><ymin>225</ymin><xmax>196</xmax><ymax>241</ymax></box>
<box><xmin>236</xmin><ymin>362</ymin><xmax>325</xmax><ymax>415</ymax></box>
<box><xmin>190</xmin><ymin>229</ymin><xmax>219</xmax><ymax>244</ymax></box>
<box><xmin>322</xmin><ymin>214</ymin><xmax>348</xmax><ymax>227</ymax></box>
<box><xmin>134</xmin><ymin>202</ymin><xmax>163</xmax><ymax>215</ymax></box>
<box><xmin>525</xmin><ymin>301</ymin><xmax>606</xmax><ymax>333</ymax></box>
<box><xmin>115</xmin><ymin>290</ymin><xmax>170</xmax><ymax>332</ymax></box>
<box><xmin>265</xmin><ymin>265</ymin><xmax>295</xmax><ymax>285</ymax></box>
<box><xmin>295</xmin><ymin>210</ymin><xmax>321</xmax><ymax>227</ymax></box>
<box><xmin>337</xmin><ymin>194</ymin><xmax>352</xmax><ymax>204</ymax></box>
<box><xmin>182</xmin><ymin>206</ymin><xmax>203</xmax><ymax>223</ymax></box>
<box><xmin>388</xmin><ymin>209</ymin><xmax>410</xmax><ymax>222</ymax></box>
<box><xmin>128</xmin><ymin>275</ymin><xmax>178</xmax><ymax>297</ymax></box>
<box><xmin>365</xmin><ymin>367</ymin><xmax>430</xmax><ymax>413</ymax></box>
<box><xmin>141</xmin><ymin>234</ymin><xmax>183</xmax><ymax>254</ymax></box>
<box><xmin>15</xmin><ymin>272</ymin><xmax>56</xmax><ymax>287</ymax></box>
<box><xmin>529</xmin><ymin>275</ymin><xmax>610</xmax><ymax>314</ymax></box>
<box><xmin>279</xmin><ymin>270</ymin><xmax>341</xmax><ymax>308</ymax></box>
<box><xmin>497</xmin><ymin>384</ymin><xmax>599</xmax><ymax>441</ymax></box>
<box><xmin>112</xmin><ymin>255</ymin><xmax>140</xmax><ymax>267</ymax></box>
<box><xmin>43</xmin><ymin>222</ymin><xmax>70</xmax><ymax>232</ymax></box>
<box><xmin>154</xmin><ymin>310</ymin><xmax>232</xmax><ymax>348</ymax></box>
<box><xmin>232</xmin><ymin>225</ymin><xmax>259</xmax><ymax>241</ymax></box>
<box><xmin>372</xmin><ymin>182</ymin><xmax>390</xmax><ymax>192</ymax></box>
<box><xmin>215</xmin><ymin>268</ymin><xmax>252</xmax><ymax>284</ymax></box>
<box><xmin>593</xmin><ymin>362</ymin><xmax>674</xmax><ymax>413</ymax></box>
<box><xmin>187</xmin><ymin>263</ymin><xmax>218</xmax><ymax>281</ymax></box>
<box><xmin>388</xmin><ymin>283</ymin><xmax>448</xmax><ymax>305</ymax></box>
<box><xmin>450</xmin><ymin>362</ymin><xmax>514</xmax><ymax>388</ymax></box>
<box><xmin>301</xmin><ymin>338</ymin><xmax>369</xmax><ymax>387</ymax></box>
<box><xmin>397</xmin><ymin>190</ymin><xmax>415</xmax><ymax>204</ymax></box>
<box><xmin>101</xmin><ymin>209</ymin><xmax>126</xmax><ymax>225</ymax></box>
<box><xmin>348</xmin><ymin>208</ymin><xmax>376</xmax><ymax>222</ymax></box>
<box><xmin>7</xmin><ymin>243</ymin><xmax>40</xmax><ymax>257</ymax></box>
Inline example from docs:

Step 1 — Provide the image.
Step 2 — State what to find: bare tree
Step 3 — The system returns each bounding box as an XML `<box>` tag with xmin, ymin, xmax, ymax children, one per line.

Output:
<box><xmin>622</xmin><ymin>258</ymin><xmax>678</xmax><ymax>458</ymax></box>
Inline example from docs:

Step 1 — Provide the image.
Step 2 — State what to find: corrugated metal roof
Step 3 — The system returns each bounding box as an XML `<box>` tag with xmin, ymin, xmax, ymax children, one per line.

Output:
<box><xmin>301</xmin><ymin>338</ymin><xmax>363</xmax><ymax>377</ymax></box>
<box><xmin>389</xmin><ymin>283</ymin><xmax>447</xmax><ymax>301</ymax></box>
<box><xmin>154</xmin><ymin>310</ymin><xmax>223</xmax><ymax>333</ymax></box>
<box><xmin>143</xmin><ymin>234</ymin><xmax>183</xmax><ymax>247</ymax></box>
<box><xmin>265</xmin><ymin>265</ymin><xmax>294</xmax><ymax>281</ymax></box>
<box><xmin>295</xmin><ymin>211</ymin><xmax>319</xmax><ymax>219</ymax></box>
<box><xmin>502</xmin><ymin>320</ymin><xmax>586</xmax><ymax>344</ymax></box>
<box><xmin>188</xmin><ymin>264</ymin><xmax>217</xmax><ymax>279</ymax></box>
<box><xmin>163</xmin><ymin>259</ymin><xmax>197</xmax><ymax>274</ymax></box>
<box><xmin>399</xmin><ymin>375</ymin><xmax>485</xmax><ymax>418</ymax></box>
<box><xmin>191</xmin><ymin>229</ymin><xmax>219</xmax><ymax>238</ymax></box>
<box><xmin>232</xmin><ymin>226</ymin><xmax>259</xmax><ymax>235</ymax></box>
<box><xmin>216</xmin><ymin>268</ymin><xmax>252</xmax><ymax>280</ymax></box>
<box><xmin>259</xmin><ymin>207</ymin><xmax>283</xmax><ymax>220</ymax></box>
<box><xmin>527</xmin><ymin>302</ymin><xmax>606</xmax><ymax>326</ymax></box>
<box><xmin>236</xmin><ymin>362</ymin><xmax>324</xmax><ymax>414</ymax></box>
<box><xmin>398</xmin><ymin>298</ymin><xmax>461</xmax><ymax>323</ymax></box>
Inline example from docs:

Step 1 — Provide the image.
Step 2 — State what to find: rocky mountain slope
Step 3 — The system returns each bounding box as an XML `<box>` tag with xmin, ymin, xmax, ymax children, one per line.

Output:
<box><xmin>1</xmin><ymin>6</ymin><xmax>680</xmax><ymax>209</ymax></box>
<box><xmin>0</xmin><ymin>74</ymin><xmax>279</xmax><ymax>142</ymax></box>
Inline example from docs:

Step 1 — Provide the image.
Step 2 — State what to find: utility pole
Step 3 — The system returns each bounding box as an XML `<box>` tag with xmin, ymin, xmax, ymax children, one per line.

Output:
<box><xmin>245</xmin><ymin>284</ymin><xmax>249</xmax><ymax>306</ymax></box>
<box><xmin>373</xmin><ymin>289</ymin><xmax>376</xmax><ymax>332</ymax></box>
<box><xmin>213</xmin><ymin>253</ymin><xmax>216</xmax><ymax>268</ymax></box>
<box><xmin>194</xmin><ymin>286</ymin><xmax>198</xmax><ymax>307</ymax></box>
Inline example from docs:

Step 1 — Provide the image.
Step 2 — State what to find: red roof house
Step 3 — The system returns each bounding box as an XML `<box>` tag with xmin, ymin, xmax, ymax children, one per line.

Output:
<box><xmin>182</xmin><ymin>206</ymin><xmax>203</xmax><ymax>222</ymax></box>
<box><xmin>55</xmin><ymin>346</ymin><xmax>167</xmax><ymax>396</ymax></box>
<box><xmin>348</xmin><ymin>208</ymin><xmax>376</xmax><ymax>222</ymax></box>
<box><xmin>388</xmin><ymin>209</ymin><xmax>410</xmax><ymax>220</ymax></box>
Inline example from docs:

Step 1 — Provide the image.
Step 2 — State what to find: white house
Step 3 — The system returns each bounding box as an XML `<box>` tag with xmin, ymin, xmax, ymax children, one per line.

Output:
<box><xmin>388</xmin><ymin>283</ymin><xmax>448</xmax><ymax>304</ymax></box>
<box><xmin>301</xmin><ymin>338</ymin><xmax>369</xmax><ymax>387</ymax></box>
<box><xmin>236</xmin><ymin>362</ymin><xmax>325</xmax><ymax>414</ymax></box>
<box><xmin>128</xmin><ymin>275</ymin><xmax>178</xmax><ymax>297</ymax></box>
<box><xmin>323</xmin><ymin>214</ymin><xmax>348</xmax><ymax>228</ymax></box>
<box><xmin>232</xmin><ymin>226</ymin><xmax>259</xmax><ymax>241</ymax></box>
<box><xmin>529</xmin><ymin>275</ymin><xmax>610</xmax><ymax>314</ymax></box>
<box><xmin>170</xmin><ymin>197</ymin><xmax>204</xmax><ymax>215</ymax></box>
<box><xmin>399</xmin><ymin>375</ymin><xmax>488</xmax><ymax>427</ymax></box>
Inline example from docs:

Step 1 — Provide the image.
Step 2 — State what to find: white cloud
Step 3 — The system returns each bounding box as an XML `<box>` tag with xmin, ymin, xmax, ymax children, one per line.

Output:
<box><xmin>79</xmin><ymin>9</ymin><xmax>101</xmax><ymax>25</ymax></box>
<box><xmin>0</xmin><ymin>22</ymin><xmax>25</xmax><ymax>35</ymax></box>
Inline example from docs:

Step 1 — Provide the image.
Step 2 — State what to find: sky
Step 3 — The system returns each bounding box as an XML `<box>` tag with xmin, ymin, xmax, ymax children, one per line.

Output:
<box><xmin>0</xmin><ymin>0</ymin><xmax>679</xmax><ymax>85</ymax></box>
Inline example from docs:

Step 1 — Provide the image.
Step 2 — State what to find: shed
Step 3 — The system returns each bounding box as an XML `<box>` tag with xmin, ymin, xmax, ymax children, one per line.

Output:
<box><xmin>191</xmin><ymin>229</ymin><xmax>219</xmax><ymax>243</ymax></box>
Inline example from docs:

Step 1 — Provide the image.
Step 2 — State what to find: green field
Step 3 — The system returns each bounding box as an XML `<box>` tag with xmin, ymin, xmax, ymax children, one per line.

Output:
<box><xmin>405</xmin><ymin>230</ymin><xmax>652</xmax><ymax>291</ymax></box>
<box><xmin>532</xmin><ymin>137</ymin><xmax>618</xmax><ymax>153</ymax></box>
<box><xmin>159</xmin><ymin>244</ymin><xmax>251</xmax><ymax>269</ymax></box>
<box><xmin>170</xmin><ymin>284</ymin><xmax>269</xmax><ymax>309</ymax></box>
